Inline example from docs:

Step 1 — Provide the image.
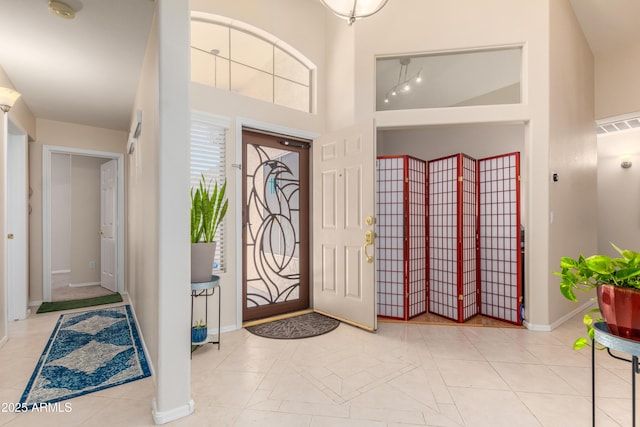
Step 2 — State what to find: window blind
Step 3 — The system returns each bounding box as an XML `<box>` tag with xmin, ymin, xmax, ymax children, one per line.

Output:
<box><xmin>190</xmin><ymin>116</ymin><xmax>227</xmax><ymax>272</ymax></box>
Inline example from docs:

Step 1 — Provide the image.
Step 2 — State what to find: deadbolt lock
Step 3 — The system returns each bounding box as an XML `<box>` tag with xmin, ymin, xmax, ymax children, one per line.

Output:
<box><xmin>365</xmin><ymin>230</ymin><xmax>376</xmax><ymax>244</ymax></box>
<box><xmin>365</xmin><ymin>216</ymin><xmax>376</xmax><ymax>226</ymax></box>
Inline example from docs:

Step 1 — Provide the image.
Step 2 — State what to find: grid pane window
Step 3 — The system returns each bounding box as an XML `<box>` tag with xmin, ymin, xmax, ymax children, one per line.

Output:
<box><xmin>190</xmin><ymin>18</ymin><xmax>313</xmax><ymax>113</ymax></box>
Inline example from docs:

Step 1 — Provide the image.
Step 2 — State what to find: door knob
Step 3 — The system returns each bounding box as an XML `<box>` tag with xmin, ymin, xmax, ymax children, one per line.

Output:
<box><xmin>7</xmin><ymin>234</ymin><xmax>14</xmax><ymax>239</ymax></box>
<box><xmin>363</xmin><ymin>230</ymin><xmax>376</xmax><ymax>263</ymax></box>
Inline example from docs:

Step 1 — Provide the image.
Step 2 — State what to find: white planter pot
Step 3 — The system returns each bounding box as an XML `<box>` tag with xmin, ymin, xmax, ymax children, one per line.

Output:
<box><xmin>191</xmin><ymin>242</ymin><xmax>216</xmax><ymax>283</ymax></box>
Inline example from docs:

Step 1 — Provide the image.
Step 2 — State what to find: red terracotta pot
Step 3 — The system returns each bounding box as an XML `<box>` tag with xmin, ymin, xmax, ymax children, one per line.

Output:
<box><xmin>597</xmin><ymin>284</ymin><xmax>640</xmax><ymax>342</ymax></box>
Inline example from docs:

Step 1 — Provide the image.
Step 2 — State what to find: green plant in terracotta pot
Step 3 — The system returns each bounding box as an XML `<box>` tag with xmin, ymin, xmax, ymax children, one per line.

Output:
<box><xmin>190</xmin><ymin>173</ymin><xmax>228</xmax><ymax>283</ymax></box>
<box><xmin>555</xmin><ymin>243</ymin><xmax>640</xmax><ymax>349</ymax></box>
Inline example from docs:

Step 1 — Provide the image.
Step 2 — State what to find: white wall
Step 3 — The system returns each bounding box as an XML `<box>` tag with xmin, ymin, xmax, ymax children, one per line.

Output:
<box><xmin>547</xmin><ymin>0</ymin><xmax>597</xmax><ymax>326</ymax></box>
<box><xmin>126</xmin><ymin>17</ymin><xmax>160</xmax><ymax>370</ymax></box>
<box><xmin>127</xmin><ymin>5</ymin><xmax>162</xmax><ymax>414</ymax></box>
<box><xmin>379</xmin><ymin>124</ymin><xmax>524</xmax><ymax>160</ymax></box>
<box><xmin>597</xmin><ymin>128</ymin><xmax>640</xmax><ymax>254</ymax></box>
<box><xmin>595</xmin><ymin>42</ymin><xmax>640</xmax><ymax>120</ymax></box>
<box><xmin>51</xmin><ymin>153</ymin><xmax>71</xmax><ymax>272</ymax></box>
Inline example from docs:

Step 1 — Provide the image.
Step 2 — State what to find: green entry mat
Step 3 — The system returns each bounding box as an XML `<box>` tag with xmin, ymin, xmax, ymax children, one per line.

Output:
<box><xmin>36</xmin><ymin>293</ymin><xmax>123</xmax><ymax>314</ymax></box>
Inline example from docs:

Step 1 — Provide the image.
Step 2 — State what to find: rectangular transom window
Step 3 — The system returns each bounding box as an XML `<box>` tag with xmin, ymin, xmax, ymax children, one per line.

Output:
<box><xmin>376</xmin><ymin>47</ymin><xmax>522</xmax><ymax>111</ymax></box>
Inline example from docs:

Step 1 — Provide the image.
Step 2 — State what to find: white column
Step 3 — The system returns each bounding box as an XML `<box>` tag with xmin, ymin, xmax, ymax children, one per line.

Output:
<box><xmin>152</xmin><ymin>0</ymin><xmax>192</xmax><ymax>424</ymax></box>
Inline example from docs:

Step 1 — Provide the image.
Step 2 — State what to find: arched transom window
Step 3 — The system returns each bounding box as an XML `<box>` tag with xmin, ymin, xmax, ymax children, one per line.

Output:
<box><xmin>190</xmin><ymin>13</ymin><xmax>315</xmax><ymax>113</ymax></box>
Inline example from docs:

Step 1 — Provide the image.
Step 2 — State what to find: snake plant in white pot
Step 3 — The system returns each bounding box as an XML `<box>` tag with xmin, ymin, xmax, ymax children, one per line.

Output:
<box><xmin>191</xmin><ymin>174</ymin><xmax>228</xmax><ymax>283</ymax></box>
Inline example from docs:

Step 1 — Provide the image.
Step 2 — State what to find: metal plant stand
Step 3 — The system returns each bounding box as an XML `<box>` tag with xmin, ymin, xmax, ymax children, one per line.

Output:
<box><xmin>592</xmin><ymin>322</ymin><xmax>640</xmax><ymax>427</ymax></box>
<box><xmin>191</xmin><ymin>275</ymin><xmax>221</xmax><ymax>356</ymax></box>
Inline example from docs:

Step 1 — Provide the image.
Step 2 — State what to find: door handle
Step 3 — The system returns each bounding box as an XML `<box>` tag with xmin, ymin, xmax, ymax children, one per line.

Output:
<box><xmin>363</xmin><ymin>230</ymin><xmax>376</xmax><ymax>264</ymax></box>
<box><xmin>99</xmin><ymin>231</ymin><xmax>104</xmax><ymax>235</ymax></box>
<box><xmin>7</xmin><ymin>234</ymin><xmax>14</xmax><ymax>240</ymax></box>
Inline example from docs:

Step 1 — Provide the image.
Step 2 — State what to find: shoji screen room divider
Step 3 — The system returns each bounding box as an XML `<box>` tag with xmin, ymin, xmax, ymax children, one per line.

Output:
<box><xmin>428</xmin><ymin>154</ymin><xmax>478</xmax><ymax>322</ymax></box>
<box><xmin>477</xmin><ymin>153</ymin><xmax>522</xmax><ymax>324</ymax></box>
<box><xmin>376</xmin><ymin>156</ymin><xmax>427</xmax><ymax>320</ymax></box>
<box><xmin>428</xmin><ymin>152</ymin><xmax>522</xmax><ymax>325</ymax></box>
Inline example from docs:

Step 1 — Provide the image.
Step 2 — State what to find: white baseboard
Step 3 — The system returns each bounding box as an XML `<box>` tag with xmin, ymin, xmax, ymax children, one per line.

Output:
<box><xmin>127</xmin><ymin>301</ymin><xmax>155</xmax><ymax>378</ymax></box>
<box><xmin>52</xmin><ymin>269</ymin><xmax>71</xmax><ymax>274</ymax></box>
<box><xmin>69</xmin><ymin>281</ymin><xmax>101</xmax><ymax>288</ymax></box>
<box><xmin>220</xmin><ymin>324</ymin><xmax>238</xmax><ymax>334</ymax></box>
<box><xmin>0</xmin><ymin>334</ymin><xmax>7</xmax><ymax>349</ymax></box>
<box><xmin>151</xmin><ymin>398</ymin><xmax>194</xmax><ymax>425</ymax></box>
<box><xmin>523</xmin><ymin>320</ymin><xmax>552</xmax><ymax>332</ymax></box>
<box><xmin>29</xmin><ymin>300</ymin><xmax>43</xmax><ymax>307</ymax></box>
<box><xmin>524</xmin><ymin>299</ymin><xmax>596</xmax><ymax>332</ymax></box>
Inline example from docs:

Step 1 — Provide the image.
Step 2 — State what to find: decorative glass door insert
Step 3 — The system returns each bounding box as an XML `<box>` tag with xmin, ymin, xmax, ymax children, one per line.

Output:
<box><xmin>242</xmin><ymin>130</ymin><xmax>309</xmax><ymax>321</ymax></box>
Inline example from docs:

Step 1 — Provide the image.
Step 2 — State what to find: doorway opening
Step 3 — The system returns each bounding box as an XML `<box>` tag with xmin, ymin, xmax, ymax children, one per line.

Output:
<box><xmin>43</xmin><ymin>146</ymin><xmax>124</xmax><ymax>302</ymax></box>
<box><xmin>241</xmin><ymin>129</ymin><xmax>310</xmax><ymax>322</ymax></box>
<box><xmin>375</xmin><ymin>123</ymin><xmax>526</xmax><ymax>327</ymax></box>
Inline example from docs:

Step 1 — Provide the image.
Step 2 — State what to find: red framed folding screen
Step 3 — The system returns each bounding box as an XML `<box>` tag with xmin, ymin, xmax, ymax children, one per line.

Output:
<box><xmin>461</xmin><ymin>155</ymin><xmax>479</xmax><ymax>321</ymax></box>
<box><xmin>375</xmin><ymin>155</ymin><xmax>427</xmax><ymax>320</ymax></box>
<box><xmin>427</xmin><ymin>154</ymin><xmax>478</xmax><ymax>322</ymax></box>
<box><xmin>378</xmin><ymin>151</ymin><xmax>522</xmax><ymax>325</ymax></box>
<box><xmin>407</xmin><ymin>156</ymin><xmax>428</xmax><ymax>318</ymax></box>
<box><xmin>427</xmin><ymin>154</ymin><xmax>460</xmax><ymax>321</ymax></box>
<box><xmin>478</xmin><ymin>152</ymin><xmax>522</xmax><ymax>324</ymax></box>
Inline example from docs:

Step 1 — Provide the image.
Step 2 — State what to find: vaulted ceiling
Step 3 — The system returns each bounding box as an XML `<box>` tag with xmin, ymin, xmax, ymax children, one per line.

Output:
<box><xmin>0</xmin><ymin>0</ymin><xmax>638</xmax><ymax>132</ymax></box>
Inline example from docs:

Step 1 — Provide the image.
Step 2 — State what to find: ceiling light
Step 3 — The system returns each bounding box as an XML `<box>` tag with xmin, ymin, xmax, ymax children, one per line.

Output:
<box><xmin>320</xmin><ymin>0</ymin><xmax>389</xmax><ymax>25</ymax></box>
<box><xmin>0</xmin><ymin>87</ymin><xmax>21</xmax><ymax>113</ymax></box>
<box><xmin>48</xmin><ymin>1</ymin><xmax>76</xmax><ymax>20</ymax></box>
<box><xmin>381</xmin><ymin>57</ymin><xmax>422</xmax><ymax>104</ymax></box>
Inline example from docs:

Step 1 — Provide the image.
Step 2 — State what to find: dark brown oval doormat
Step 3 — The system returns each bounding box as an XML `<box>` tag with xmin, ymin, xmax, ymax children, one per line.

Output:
<box><xmin>245</xmin><ymin>312</ymin><xmax>340</xmax><ymax>339</ymax></box>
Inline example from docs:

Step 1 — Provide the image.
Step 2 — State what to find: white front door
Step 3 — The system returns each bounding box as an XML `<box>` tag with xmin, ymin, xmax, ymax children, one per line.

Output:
<box><xmin>100</xmin><ymin>160</ymin><xmax>117</xmax><ymax>292</ymax></box>
<box><xmin>312</xmin><ymin>120</ymin><xmax>377</xmax><ymax>331</ymax></box>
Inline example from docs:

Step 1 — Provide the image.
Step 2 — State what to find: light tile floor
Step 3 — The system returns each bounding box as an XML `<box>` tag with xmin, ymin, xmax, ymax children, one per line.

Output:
<box><xmin>1</xmin><ymin>303</ymin><xmax>638</xmax><ymax>426</ymax></box>
<box><xmin>51</xmin><ymin>273</ymin><xmax>115</xmax><ymax>302</ymax></box>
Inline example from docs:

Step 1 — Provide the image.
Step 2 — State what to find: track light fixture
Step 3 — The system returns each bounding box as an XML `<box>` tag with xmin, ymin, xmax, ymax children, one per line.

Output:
<box><xmin>383</xmin><ymin>58</ymin><xmax>423</xmax><ymax>104</ymax></box>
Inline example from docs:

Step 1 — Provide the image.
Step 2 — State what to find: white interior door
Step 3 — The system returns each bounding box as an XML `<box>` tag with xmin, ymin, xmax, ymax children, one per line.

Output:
<box><xmin>312</xmin><ymin>120</ymin><xmax>377</xmax><ymax>331</ymax></box>
<box><xmin>100</xmin><ymin>159</ymin><xmax>117</xmax><ymax>292</ymax></box>
<box><xmin>7</xmin><ymin>128</ymin><xmax>28</xmax><ymax>320</ymax></box>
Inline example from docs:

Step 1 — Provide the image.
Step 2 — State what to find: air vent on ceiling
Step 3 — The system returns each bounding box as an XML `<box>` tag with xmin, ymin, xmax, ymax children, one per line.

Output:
<box><xmin>597</xmin><ymin>116</ymin><xmax>640</xmax><ymax>135</ymax></box>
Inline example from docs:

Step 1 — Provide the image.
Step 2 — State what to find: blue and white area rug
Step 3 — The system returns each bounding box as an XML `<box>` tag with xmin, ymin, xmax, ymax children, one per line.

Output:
<box><xmin>20</xmin><ymin>305</ymin><xmax>151</xmax><ymax>409</ymax></box>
